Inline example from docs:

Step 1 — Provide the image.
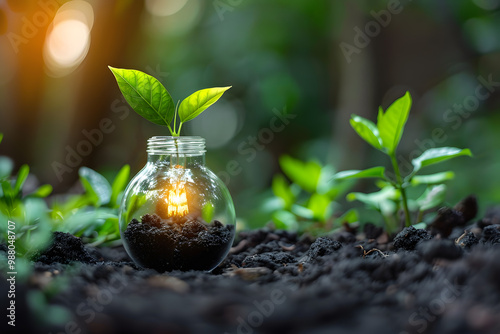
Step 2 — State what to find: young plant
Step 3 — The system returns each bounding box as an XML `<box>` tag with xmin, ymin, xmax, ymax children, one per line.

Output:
<box><xmin>331</xmin><ymin>92</ymin><xmax>472</xmax><ymax>233</ymax></box>
<box><xmin>108</xmin><ymin>67</ymin><xmax>231</xmax><ymax>136</ymax></box>
<box><xmin>50</xmin><ymin>165</ymin><xmax>130</xmax><ymax>246</ymax></box>
<box><xmin>271</xmin><ymin>155</ymin><xmax>355</xmax><ymax>235</ymax></box>
<box><xmin>0</xmin><ymin>134</ymin><xmax>130</xmax><ymax>260</ymax></box>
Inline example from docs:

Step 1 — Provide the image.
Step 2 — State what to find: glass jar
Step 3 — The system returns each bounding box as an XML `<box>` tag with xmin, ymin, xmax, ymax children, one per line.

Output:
<box><xmin>119</xmin><ymin>136</ymin><xmax>236</xmax><ymax>272</ymax></box>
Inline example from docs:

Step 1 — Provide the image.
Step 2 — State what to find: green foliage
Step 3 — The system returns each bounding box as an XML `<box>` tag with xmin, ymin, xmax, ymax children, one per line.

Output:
<box><xmin>410</xmin><ymin>148</ymin><xmax>472</xmax><ymax>175</ymax></box>
<box><xmin>410</xmin><ymin>171</ymin><xmax>455</xmax><ymax>186</ymax></box>
<box><xmin>110</xmin><ymin>164</ymin><xmax>130</xmax><ymax>206</ymax></box>
<box><xmin>331</xmin><ymin>167</ymin><xmax>385</xmax><ymax>180</ymax></box>
<box><xmin>333</xmin><ymin>92</ymin><xmax>472</xmax><ymax>234</ymax></box>
<box><xmin>51</xmin><ymin>165</ymin><xmax>130</xmax><ymax>245</ymax></box>
<box><xmin>376</xmin><ymin>91</ymin><xmax>411</xmax><ymax>154</ymax></box>
<box><xmin>0</xmin><ymin>133</ymin><xmax>130</xmax><ymax>267</ymax></box>
<box><xmin>79</xmin><ymin>167</ymin><xmax>112</xmax><ymax>206</ymax></box>
<box><xmin>179</xmin><ymin>87</ymin><xmax>231</xmax><ymax>122</ymax></box>
<box><xmin>109</xmin><ymin>66</ymin><xmax>231</xmax><ymax>136</ymax></box>
<box><xmin>0</xmin><ymin>134</ymin><xmax>54</xmax><ymax>268</ymax></box>
<box><xmin>0</xmin><ymin>161</ymin><xmax>54</xmax><ymax>218</ymax></box>
<box><xmin>202</xmin><ymin>202</ymin><xmax>215</xmax><ymax>223</ymax></box>
<box><xmin>350</xmin><ymin>115</ymin><xmax>382</xmax><ymax>150</ymax></box>
<box><xmin>27</xmin><ymin>290</ymin><xmax>72</xmax><ymax>326</ymax></box>
<box><xmin>108</xmin><ymin>67</ymin><xmax>175</xmax><ymax>128</ymax></box>
<box><xmin>271</xmin><ymin>155</ymin><xmax>354</xmax><ymax>235</ymax></box>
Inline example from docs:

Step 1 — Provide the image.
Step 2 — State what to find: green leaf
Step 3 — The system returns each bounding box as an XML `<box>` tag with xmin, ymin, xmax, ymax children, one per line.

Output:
<box><xmin>323</xmin><ymin>180</ymin><xmax>353</xmax><ymax>201</ymax></box>
<box><xmin>123</xmin><ymin>193</ymin><xmax>148</xmax><ymax>224</ymax></box>
<box><xmin>272</xmin><ymin>210</ymin><xmax>298</xmax><ymax>230</ymax></box>
<box><xmin>0</xmin><ymin>133</ymin><xmax>2</xmax><ymax>143</ymax></box>
<box><xmin>26</xmin><ymin>184</ymin><xmax>53</xmax><ymax>198</ymax></box>
<box><xmin>110</xmin><ymin>165</ymin><xmax>130</xmax><ymax>207</ymax></box>
<box><xmin>412</xmin><ymin>147</ymin><xmax>472</xmax><ymax>173</ymax></box>
<box><xmin>291</xmin><ymin>204</ymin><xmax>314</xmax><ymax>220</ymax></box>
<box><xmin>316</xmin><ymin>165</ymin><xmax>353</xmax><ymax>199</ymax></box>
<box><xmin>178</xmin><ymin>86</ymin><xmax>231</xmax><ymax>123</ymax></box>
<box><xmin>412</xmin><ymin>222</ymin><xmax>427</xmax><ymax>229</ymax></box>
<box><xmin>377</xmin><ymin>91</ymin><xmax>412</xmax><ymax>154</ymax></box>
<box><xmin>0</xmin><ymin>180</ymin><xmax>13</xmax><ymax>196</ymax></box>
<box><xmin>337</xmin><ymin>208</ymin><xmax>359</xmax><ymax>224</ymax></box>
<box><xmin>14</xmin><ymin>164</ymin><xmax>29</xmax><ymax>196</ymax></box>
<box><xmin>347</xmin><ymin>187</ymin><xmax>400</xmax><ymax>215</ymax></box>
<box><xmin>417</xmin><ymin>184</ymin><xmax>447</xmax><ymax>211</ymax></box>
<box><xmin>27</xmin><ymin>290</ymin><xmax>72</xmax><ymax>325</ymax></box>
<box><xmin>317</xmin><ymin>165</ymin><xmax>335</xmax><ymax>193</ymax></box>
<box><xmin>272</xmin><ymin>175</ymin><xmax>295</xmax><ymax>209</ymax></box>
<box><xmin>0</xmin><ymin>180</ymin><xmax>15</xmax><ymax>216</ymax></box>
<box><xmin>202</xmin><ymin>202</ymin><xmax>215</xmax><ymax>223</ymax></box>
<box><xmin>279</xmin><ymin>155</ymin><xmax>322</xmax><ymax>193</ymax></box>
<box><xmin>331</xmin><ymin>166</ymin><xmax>385</xmax><ymax>181</ymax></box>
<box><xmin>109</xmin><ymin>67</ymin><xmax>175</xmax><ymax>128</ymax></box>
<box><xmin>410</xmin><ymin>171</ymin><xmax>455</xmax><ymax>186</ymax></box>
<box><xmin>307</xmin><ymin>193</ymin><xmax>332</xmax><ymax>222</ymax></box>
<box><xmin>78</xmin><ymin>167</ymin><xmax>112</xmax><ymax>206</ymax></box>
<box><xmin>350</xmin><ymin>115</ymin><xmax>382</xmax><ymax>150</ymax></box>
<box><xmin>0</xmin><ymin>156</ymin><xmax>14</xmax><ymax>180</ymax></box>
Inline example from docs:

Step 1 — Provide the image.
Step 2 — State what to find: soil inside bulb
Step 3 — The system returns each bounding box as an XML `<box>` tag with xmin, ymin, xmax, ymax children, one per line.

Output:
<box><xmin>124</xmin><ymin>213</ymin><xmax>234</xmax><ymax>272</ymax></box>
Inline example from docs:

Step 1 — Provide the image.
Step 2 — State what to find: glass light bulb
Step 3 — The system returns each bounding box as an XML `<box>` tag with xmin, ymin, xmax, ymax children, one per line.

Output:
<box><xmin>119</xmin><ymin>136</ymin><xmax>236</xmax><ymax>272</ymax></box>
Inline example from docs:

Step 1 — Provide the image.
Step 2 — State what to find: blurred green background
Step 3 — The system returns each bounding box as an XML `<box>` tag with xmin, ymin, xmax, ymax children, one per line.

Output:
<box><xmin>1</xmin><ymin>0</ymin><xmax>499</xmax><ymax>229</ymax></box>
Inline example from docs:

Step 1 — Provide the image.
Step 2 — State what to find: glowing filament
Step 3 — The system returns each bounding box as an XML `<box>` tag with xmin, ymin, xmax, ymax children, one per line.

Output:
<box><xmin>167</xmin><ymin>182</ymin><xmax>189</xmax><ymax>217</ymax></box>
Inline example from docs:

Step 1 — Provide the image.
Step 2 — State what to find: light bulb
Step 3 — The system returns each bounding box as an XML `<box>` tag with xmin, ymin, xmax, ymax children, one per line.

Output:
<box><xmin>119</xmin><ymin>137</ymin><xmax>235</xmax><ymax>272</ymax></box>
<box><xmin>166</xmin><ymin>181</ymin><xmax>189</xmax><ymax>218</ymax></box>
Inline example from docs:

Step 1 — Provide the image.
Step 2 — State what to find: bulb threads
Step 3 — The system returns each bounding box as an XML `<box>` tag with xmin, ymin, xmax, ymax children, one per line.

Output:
<box><xmin>147</xmin><ymin>136</ymin><xmax>206</xmax><ymax>155</ymax></box>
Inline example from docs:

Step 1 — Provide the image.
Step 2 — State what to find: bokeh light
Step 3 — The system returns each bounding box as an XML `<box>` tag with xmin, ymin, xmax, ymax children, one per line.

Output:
<box><xmin>473</xmin><ymin>0</ymin><xmax>500</xmax><ymax>10</ymax></box>
<box><xmin>45</xmin><ymin>20</ymin><xmax>90</xmax><ymax>67</ymax></box>
<box><xmin>190</xmin><ymin>101</ymin><xmax>240</xmax><ymax>149</ymax></box>
<box><xmin>145</xmin><ymin>0</ymin><xmax>189</xmax><ymax>17</ymax></box>
<box><xmin>143</xmin><ymin>0</ymin><xmax>202</xmax><ymax>37</ymax></box>
<box><xmin>43</xmin><ymin>0</ymin><xmax>94</xmax><ymax>77</ymax></box>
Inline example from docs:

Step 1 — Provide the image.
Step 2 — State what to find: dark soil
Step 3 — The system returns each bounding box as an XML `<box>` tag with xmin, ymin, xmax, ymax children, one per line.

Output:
<box><xmin>3</xmin><ymin>200</ymin><xmax>500</xmax><ymax>334</ymax></box>
<box><xmin>35</xmin><ymin>232</ymin><xmax>98</xmax><ymax>265</ymax></box>
<box><xmin>123</xmin><ymin>213</ymin><xmax>235</xmax><ymax>272</ymax></box>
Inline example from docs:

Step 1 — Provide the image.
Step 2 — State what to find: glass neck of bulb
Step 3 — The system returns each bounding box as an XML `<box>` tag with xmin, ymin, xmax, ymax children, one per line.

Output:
<box><xmin>147</xmin><ymin>136</ymin><xmax>206</xmax><ymax>167</ymax></box>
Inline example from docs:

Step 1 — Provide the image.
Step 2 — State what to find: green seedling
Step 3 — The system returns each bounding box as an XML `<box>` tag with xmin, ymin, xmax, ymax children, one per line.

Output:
<box><xmin>50</xmin><ymin>165</ymin><xmax>130</xmax><ymax>246</ymax></box>
<box><xmin>0</xmin><ymin>132</ymin><xmax>131</xmax><ymax>266</ymax></box>
<box><xmin>272</xmin><ymin>155</ymin><xmax>355</xmax><ymax>235</ymax></box>
<box><xmin>331</xmin><ymin>92</ymin><xmax>472</xmax><ymax>233</ymax></box>
<box><xmin>0</xmin><ymin>133</ymin><xmax>54</xmax><ymax>264</ymax></box>
<box><xmin>108</xmin><ymin>67</ymin><xmax>231</xmax><ymax>136</ymax></box>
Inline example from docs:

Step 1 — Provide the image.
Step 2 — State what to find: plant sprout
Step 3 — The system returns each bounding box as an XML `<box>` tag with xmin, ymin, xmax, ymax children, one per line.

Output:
<box><xmin>109</xmin><ymin>67</ymin><xmax>231</xmax><ymax>135</ymax></box>
<box><xmin>331</xmin><ymin>91</ymin><xmax>472</xmax><ymax>233</ymax></box>
<box><xmin>271</xmin><ymin>155</ymin><xmax>355</xmax><ymax>235</ymax></box>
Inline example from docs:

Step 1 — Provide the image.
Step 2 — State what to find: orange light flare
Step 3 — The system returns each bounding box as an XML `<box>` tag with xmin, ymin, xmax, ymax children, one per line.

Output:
<box><xmin>43</xmin><ymin>0</ymin><xmax>94</xmax><ymax>77</ymax></box>
<box><xmin>166</xmin><ymin>182</ymin><xmax>189</xmax><ymax>218</ymax></box>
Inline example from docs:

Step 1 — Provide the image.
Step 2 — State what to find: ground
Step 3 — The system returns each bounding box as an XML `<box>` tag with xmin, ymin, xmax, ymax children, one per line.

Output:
<box><xmin>2</xmin><ymin>202</ymin><xmax>500</xmax><ymax>334</ymax></box>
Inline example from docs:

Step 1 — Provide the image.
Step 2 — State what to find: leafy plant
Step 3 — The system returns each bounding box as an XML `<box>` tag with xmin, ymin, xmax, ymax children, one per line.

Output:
<box><xmin>331</xmin><ymin>92</ymin><xmax>472</xmax><ymax>233</ymax></box>
<box><xmin>109</xmin><ymin>67</ymin><xmax>231</xmax><ymax>136</ymax></box>
<box><xmin>0</xmin><ymin>131</ymin><xmax>130</xmax><ymax>264</ymax></box>
<box><xmin>0</xmin><ymin>134</ymin><xmax>54</xmax><ymax>260</ymax></box>
<box><xmin>271</xmin><ymin>155</ymin><xmax>355</xmax><ymax>235</ymax></box>
<box><xmin>50</xmin><ymin>165</ymin><xmax>130</xmax><ymax>245</ymax></box>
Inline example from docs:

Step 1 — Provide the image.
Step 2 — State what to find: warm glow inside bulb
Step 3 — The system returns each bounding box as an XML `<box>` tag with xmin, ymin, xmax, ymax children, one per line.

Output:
<box><xmin>166</xmin><ymin>182</ymin><xmax>189</xmax><ymax>217</ymax></box>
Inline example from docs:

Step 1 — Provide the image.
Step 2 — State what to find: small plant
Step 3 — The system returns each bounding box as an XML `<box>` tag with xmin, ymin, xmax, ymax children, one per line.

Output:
<box><xmin>331</xmin><ymin>92</ymin><xmax>472</xmax><ymax>233</ymax></box>
<box><xmin>0</xmin><ymin>133</ymin><xmax>54</xmax><ymax>266</ymax></box>
<box><xmin>108</xmin><ymin>67</ymin><xmax>231</xmax><ymax>135</ymax></box>
<box><xmin>0</xmin><ymin>131</ymin><xmax>130</xmax><ymax>267</ymax></box>
<box><xmin>271</xmin><ymin>155</ymin><xmax>356</xmax><ymax>235</ymax></box>
<box><xmin>50</xmin><ymin>165</ymin><xmax>130</xmax><ymax>246</ymax></box>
